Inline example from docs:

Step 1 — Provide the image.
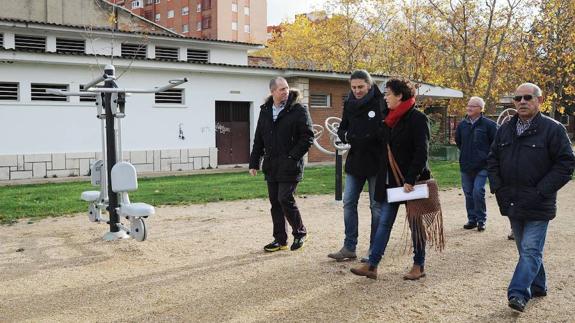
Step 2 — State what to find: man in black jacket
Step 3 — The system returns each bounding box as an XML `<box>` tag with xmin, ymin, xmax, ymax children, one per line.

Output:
<box><xmin>456</xmin><ymin>96</ymin><xmax>497</xmax><ymax>232</ymax></box>
<box><xmin>487</xmin><ymin>83</ymin><xmax>575</xmax><ymax>312</ymax></box>
<box><xmin>327</xmin><ymin>70</ymin><xmax>384</xmax><ymax>263</ymax></box>
<box><xmin>249</xmin><ymin>77</ymin><xmax>314</xmax><ymax>252</ymax></box>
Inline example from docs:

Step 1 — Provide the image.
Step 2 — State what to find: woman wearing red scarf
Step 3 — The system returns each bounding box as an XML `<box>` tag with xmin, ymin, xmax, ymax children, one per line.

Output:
<box><xmin>351</xmin><ymin>77</ymin><xmax>431</xmax><ymax>280</ymax></box>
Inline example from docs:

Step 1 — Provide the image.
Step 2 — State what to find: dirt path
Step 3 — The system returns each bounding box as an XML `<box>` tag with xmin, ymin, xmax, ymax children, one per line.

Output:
<box><xmin>1</xmin><ymin>182</ymin><xmax>574</xmax><ymax>322</ymax></box>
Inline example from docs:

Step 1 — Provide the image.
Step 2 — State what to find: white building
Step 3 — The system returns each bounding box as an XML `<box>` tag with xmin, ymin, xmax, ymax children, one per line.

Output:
<box><xmin>0</xmin><ymin>0</ymin><xmax>463</xmax><ymax>181</ymax></box>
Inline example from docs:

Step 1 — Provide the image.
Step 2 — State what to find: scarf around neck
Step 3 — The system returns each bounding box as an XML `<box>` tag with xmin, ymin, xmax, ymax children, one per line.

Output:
<box><xmin>385</xmin><ymin>97</ymin><xmax>416</xmax><ymax>128</ymax></box>
<box><xmin>345</xmin><ymin>87</ymin><xmax>376</xmax><ymax>112</ymax></box>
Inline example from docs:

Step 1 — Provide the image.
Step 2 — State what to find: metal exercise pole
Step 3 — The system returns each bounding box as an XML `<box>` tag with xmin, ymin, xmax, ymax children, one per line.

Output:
<box><xmin>104</xmin><ymin>78</ymin><xmax>120</xmax><ymax>233</ymax></box>
<box><xmin>335</xmin><ymin>148</ymin><xmax>343</xmax><ymax>201</ymax></box>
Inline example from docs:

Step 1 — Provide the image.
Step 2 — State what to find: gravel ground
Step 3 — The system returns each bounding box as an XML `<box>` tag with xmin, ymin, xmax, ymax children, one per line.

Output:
<box><xmin>0</xmin><ymin>182</ymin><xmax>574</xmax><ymax>322</ymax></box>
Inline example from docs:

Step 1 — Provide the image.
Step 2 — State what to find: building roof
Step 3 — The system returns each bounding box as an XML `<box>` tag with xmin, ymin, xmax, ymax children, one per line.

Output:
<box><xmin>0</xmin><ymin>47</ymin><xmax>464</xmax><ymax>99</ymax></box>
<box><xmin>0</xmin><ymin>17</ymin><xmax>263</xmax><ymax>48</ymax></box>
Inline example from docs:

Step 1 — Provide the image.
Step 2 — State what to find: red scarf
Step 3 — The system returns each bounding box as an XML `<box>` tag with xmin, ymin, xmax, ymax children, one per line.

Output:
<box><xmin>385</xmin><ymin>97</ymin><xmax>416</xmax><ymax>128</ymax></box>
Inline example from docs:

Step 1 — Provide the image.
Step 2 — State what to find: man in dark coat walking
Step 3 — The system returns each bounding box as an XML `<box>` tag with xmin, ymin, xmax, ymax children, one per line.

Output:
<box><xmin>456</xmin><ymin>96</ymin><xmax>497</xmax><ymax>231</ymax></box>
<box><xmin>327</xmin><ymin>70</ymin><xmax>384</xmax><ymax>263</ymax></box>
<box><xmin>249</xmin><ymin>77</ymin><xmax>314</xmax><ymax>252</ymax></box>
<box><xmin>487</xmin><ymin>83</ymin><xmax>575</xmax><ymax>312</ymax></box>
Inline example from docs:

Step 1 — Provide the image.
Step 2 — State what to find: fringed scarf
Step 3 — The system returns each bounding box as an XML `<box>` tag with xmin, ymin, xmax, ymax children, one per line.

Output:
<box><xmin>385</xmin><ymin>97</ymin><xmax>416</xmax><ymax>128</ymax></box>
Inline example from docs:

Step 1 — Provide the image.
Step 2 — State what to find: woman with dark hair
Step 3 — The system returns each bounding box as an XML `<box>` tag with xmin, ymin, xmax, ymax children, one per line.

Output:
<box><xmin>351</xmin><ymin>77</ymin><xmax>431</xmax><ymax>280</ymax></box>
<box><xmin>327</xmin><ymin>70</ymin><xmax>385</xmax><ymax>262</ymax></box>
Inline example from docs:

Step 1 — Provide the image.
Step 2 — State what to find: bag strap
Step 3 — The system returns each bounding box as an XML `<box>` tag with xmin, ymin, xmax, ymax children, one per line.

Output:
<box><xmin>387</xmin><ymin>144</ymin><xmax>405</xmax><ymax>186</ymax></box>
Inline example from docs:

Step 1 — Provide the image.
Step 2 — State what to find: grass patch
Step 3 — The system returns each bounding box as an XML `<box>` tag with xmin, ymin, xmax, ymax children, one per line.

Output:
<box><xmin>0</xmin><ymin>162</ymin><xmax>461</xmax><ymax>223</ymax></box>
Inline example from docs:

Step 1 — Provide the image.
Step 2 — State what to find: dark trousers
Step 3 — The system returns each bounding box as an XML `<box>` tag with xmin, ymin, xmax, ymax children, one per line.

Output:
<box><xmin>267</xmin><ymin>181</ymin><xmax>307</xmax><ymax>245</ymax></box>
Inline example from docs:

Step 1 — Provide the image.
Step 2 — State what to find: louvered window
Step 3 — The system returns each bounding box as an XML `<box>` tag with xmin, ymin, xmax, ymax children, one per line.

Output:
<box><xmin>187</xmin><ymin>49</ymin><xmax>209</xmax><ymax>63</ymax></box>
<box><xmin>31</xmin><ymin>83</ymin><xmax>68</xmax><ymax>102</ymax></box>
<box><xmin>121</xmin><ymin>43</ymin><xmax>147</xmax><ymax>59</ymax></box>
<box><xmin>310</xmin><ymin>94</ymin><xmax>331</xmax><ymax>108</ymax></box>
<box><xmin>80</xmin><ymin>85</ymin><xmax>97</xmax><ymax>102</ymax></box>
<box><xmin>155</xmin><ymin>89</ymin><xmax>183</xmax><ymax>104</ymax></box>
<box><xmin>155</xmin><ymin>46</ymin><xmax>178</xmax><ymax>60</ymax></box>
<box><xmin>56</xmin><ymin>38</ymin><xmax>85</xmax><ymax>54</ymax></box>
<box><xmin>15</xmin><ymin>35</ymin><xmax>46</xmax><ymax>51</ymax></box>
<box><xmin>0</xmin><ymin>33</ymin><xmax>3</xmax><ymax>48</ymax></box>
<box><xmin>0</xmin><ymin>82</ymin><xmax>18</xmax><ymax>101</ymax></box>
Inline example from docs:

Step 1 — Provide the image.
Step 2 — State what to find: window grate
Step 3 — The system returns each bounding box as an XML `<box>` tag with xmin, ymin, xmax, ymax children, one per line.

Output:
<box><xmin>31</xmin><ymin>83</ymin><xmax>68</xmax><ymax>102</ymax></box>
<box><xmin>155</xmin><ymin>89</ymin><xmax>183</xmax><ymax>104</ymax></box>
<box><xmin>310</xmin><ymin>94</ymin><xmax>331</xmax><ymax>107</ymax></box>
<box><xmin>56</xmin><ymin>38</ymin><xmax>85</xmax><ymax>54</ymax></box>
<box><xmin>155</xmin><ymin>46</ymin><xmax>179</xmax><ymax>60</ymax></box>
<box><xmin>0</xmin><ymin>82</ymin><xmax>18</xmax><ymax>101</ymax></box>
<box><xmin>187</xmin><ymin>49</ymin><xmax>209</xmax><ymax>63</ymax></box>
<box><xmin>121</xmin><ymin>43</ymin><xmax>147</xmax><ymax>59</ymax></box>
<box><xmin>15</xmin><ymin>35</ymin><xmax>46</xmax><ymax>51</ymax></box>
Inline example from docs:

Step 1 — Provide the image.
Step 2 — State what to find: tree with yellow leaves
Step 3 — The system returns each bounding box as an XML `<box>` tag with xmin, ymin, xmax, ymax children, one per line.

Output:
<box><xmin>528</xmin><ymin>0</ymin><xmax>575</xmax><ymax>119</ymax></box>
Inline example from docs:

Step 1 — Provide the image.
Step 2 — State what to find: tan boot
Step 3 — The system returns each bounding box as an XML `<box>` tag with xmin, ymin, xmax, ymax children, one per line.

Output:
<box><xmin>350</xmin><ymin>263</ymin><xmax>378</xmax><ymax>279</ymax></box>
<box><xmin>403</xmin><ymin>264</ymin><xmax>425</xmax><ymax>280</ymax></box>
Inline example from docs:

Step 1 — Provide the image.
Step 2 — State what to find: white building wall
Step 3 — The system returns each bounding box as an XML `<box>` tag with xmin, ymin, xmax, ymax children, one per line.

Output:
<box><xmin>208</xmin><ymin>47</ymin><xmax>248</xmax><ymax>65</ymax></box>
<box><xmin>0</xmin><ymin>61</ymin><xmax>271</xmax><ymax>180</ymax></box>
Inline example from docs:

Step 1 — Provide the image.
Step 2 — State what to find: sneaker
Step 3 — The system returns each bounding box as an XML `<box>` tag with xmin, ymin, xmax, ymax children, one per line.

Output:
<box><xmin>463</xmin><ymin>222</ymin><xmax>477</xmax><ymax>230</ymax></box>
<box><xmin>531</xmin><ymin>287</ymin><xmax>547</xmax><ymax>297</ymax></box>
<box><xmin>508</xmin><ymin>296</ymin><xmax>527</xmax><ymax>312</ymax></box>
<box><xmin>291</xmin><ymin>235</ymin><xmax>307</xmax><ymax>251</ymax></box>
<box><xmin>264</xmin><ymin>241</ymin><xmax>288</xmax><ymax>252</ymax></box>
<box><xmin>328</xmin><ymin>247</ymin><xmax>357</xmax><ymax>261</ymax></box>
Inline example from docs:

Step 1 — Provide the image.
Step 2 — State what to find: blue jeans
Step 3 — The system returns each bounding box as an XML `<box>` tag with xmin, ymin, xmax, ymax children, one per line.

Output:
<box><xmin>368</xmin><ymin>201</ymin><xmax>425</xmax><ymax>267</ymax></box>
<box><xmin>508</xmin><ymin>218</ymin><xmax>549</xmax><ymax>301</ymax></box>
<box><xmin>343</xmin><ymin>174</ymin><xmax>380</xmax><ymax>253</ymax></box>
<box><xmin>461</xmin><ymin>169</ymin><xmax>488</xmax><ymax>224</ymax></box>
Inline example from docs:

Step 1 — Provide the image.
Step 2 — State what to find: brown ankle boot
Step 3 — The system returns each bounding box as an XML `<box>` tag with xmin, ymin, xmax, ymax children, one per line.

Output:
<box><xmin>403</xmin><ymin>264</ymin><xmax>425</xmax><ymax>280</ymax></box>
<box><xmin>350</xmin><ymin>263</ymin><xmax>378</xmax><ymax>279</ymax></box>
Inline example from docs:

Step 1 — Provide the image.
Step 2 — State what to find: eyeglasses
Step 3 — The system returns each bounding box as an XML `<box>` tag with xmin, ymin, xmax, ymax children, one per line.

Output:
<box><xmin>513</xmin><ymin>94</ymin><xmax>534</xmax><ymax>102</ymax></box>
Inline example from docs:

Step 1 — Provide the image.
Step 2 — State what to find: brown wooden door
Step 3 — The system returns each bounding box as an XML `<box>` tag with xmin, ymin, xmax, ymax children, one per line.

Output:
<box><xmin>215</xmin><ymin>101</ymin><xmax>250</xmax><ymax>165</ymax></box>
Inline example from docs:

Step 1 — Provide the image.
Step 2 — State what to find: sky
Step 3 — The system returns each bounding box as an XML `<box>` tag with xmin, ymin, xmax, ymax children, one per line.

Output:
<box><xmin>267</xmin><ymin>0</ymin><xmax>329</xmax><ymax>25</ymax></box>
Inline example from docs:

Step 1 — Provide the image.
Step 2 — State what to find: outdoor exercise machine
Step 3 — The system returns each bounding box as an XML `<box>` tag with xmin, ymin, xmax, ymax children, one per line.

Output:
<box><xmin>48</xmin><ymin>64</ymin><xmax>187</xmax><ymax>241</ymax></box>
<box><xmin>312</xmin><ymin>117</ymin><xmax>350</xmax><ymax>201</ymax></box>
<box><xmin>497</xmin><ymin>108</ymin><xmax>517</xmax><ymax>126</ymax></box>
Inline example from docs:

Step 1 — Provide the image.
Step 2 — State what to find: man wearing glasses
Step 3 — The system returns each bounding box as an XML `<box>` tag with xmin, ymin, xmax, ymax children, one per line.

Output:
<box><xmin>456</xmin><ymin>96</ymin><xmax>497</xmax><ymax>232</ymax></box>
<box><xmin>487</xmin><ymin>83</ymin><xmax>575</xmax><ymax>312</ymax></box>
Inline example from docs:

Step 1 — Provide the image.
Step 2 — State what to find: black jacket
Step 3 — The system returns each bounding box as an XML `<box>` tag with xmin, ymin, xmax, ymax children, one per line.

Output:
<box><xmin>374</xmin><ymin>106</ymin><xmax>431</xmax><ymax>202</ymax></box>
<box><xmin>249</xmin><ymin>90</ymin><xmax>314</xmax><ymax>182</ymax></box>
<box><xmin>487</xmin><ymin>113</ymin><xmax>575</xmax><ymax>221</ymax></box>
<box><xmin>337</xmin><ymin>86</ymin><xmax>385</xmax><ymax>177</ymax></box>
<box><xmin>456</xmin><ymin>115</ymin><xmax>497</xmax><ymax>173</ymax></box>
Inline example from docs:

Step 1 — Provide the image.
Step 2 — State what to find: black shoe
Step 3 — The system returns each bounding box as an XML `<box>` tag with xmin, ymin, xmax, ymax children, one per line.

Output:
<box><xmin>477</xmin><ymin>223</ymin><xmax>486</xmax><ymax>232</ymax></box>
<box><xmin>291</xmin><ymin>235</ymin><xmax>307</xmax><ymax>251</ymax></box>
<box><xmin>508</xmin><ymin>296</ymin><xmax>527</xmax><ymax>312</ymax></box>
<box><xmin>463</xmin><ymin>222</ymin><xmax>477</xmax><ymax>230</ymax></box>
<box><xmin>508</xmin><ymin>231</ymin><xmax>515</xmax><ymax>240</ymax></box>
<box><xmin>264</xmin><ymin>241</ymin><xmax>288</xmax><ymax>252</ymax></box>
<box><xmin>531</xmin><ymin>288</ymin><xmax>547</xmax><ymax>297</ymax></box>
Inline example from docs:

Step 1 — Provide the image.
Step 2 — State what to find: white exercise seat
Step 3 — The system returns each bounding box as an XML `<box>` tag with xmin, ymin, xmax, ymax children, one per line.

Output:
<box><xmin>81</xmin><ymin>160</ymin><xmax>106</xmax><ymax>223</ymax></box>
<box><xmin>81</xmin><ymin>191</ymin><xmax>101</xmax><ymax>202</ymax></box>
<box><xmin>111</xmin><ymin>162</ymin><xmax>155</xmax><ymax>218</ymax></box>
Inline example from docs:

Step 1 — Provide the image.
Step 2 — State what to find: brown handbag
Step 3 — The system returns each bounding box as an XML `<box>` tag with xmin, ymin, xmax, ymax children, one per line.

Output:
<box><xmin>387</xmin><ymin>145</ymin><xmax>445</xmax><ymax>251</ymax></box>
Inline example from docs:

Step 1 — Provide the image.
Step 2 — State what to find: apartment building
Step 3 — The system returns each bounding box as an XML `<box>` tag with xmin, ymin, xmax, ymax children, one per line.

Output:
<box><xmin>112</xmin><ymin>0</ymin><xmax>267</xmax><ymax>44</ymax></box>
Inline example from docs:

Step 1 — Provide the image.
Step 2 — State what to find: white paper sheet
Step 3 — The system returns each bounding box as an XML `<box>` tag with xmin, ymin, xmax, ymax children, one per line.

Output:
<box><xmin>386</xmin><ymin>184</ymin><xmax>429</xmax><ymax>203</ymax></box>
